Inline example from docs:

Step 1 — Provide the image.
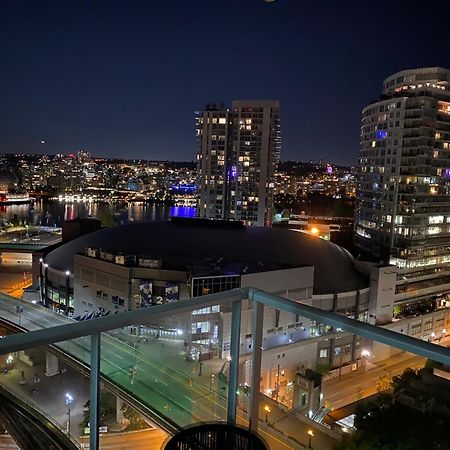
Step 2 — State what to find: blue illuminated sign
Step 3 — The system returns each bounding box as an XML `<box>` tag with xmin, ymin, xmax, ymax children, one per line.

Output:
<box><xmin>171</xmin><ymin>184</ymin><xmax>196</xmax><ymax>193</ymax></box>
<box><xmin>376</xmin><ymin>130</ymin><xmax>387</xmax><ymax>140</ymax></box>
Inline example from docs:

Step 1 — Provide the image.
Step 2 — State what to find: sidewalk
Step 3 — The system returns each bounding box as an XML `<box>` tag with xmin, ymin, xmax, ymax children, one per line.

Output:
<box><xmin>253</xmin><ymin>395</ymin><xmax>337</xmax><ymax>450</ymax></box>
<box><xmin>0</xmin><ymin>352</ymin><xmax>89</xmax><ymax>441</ymax></box>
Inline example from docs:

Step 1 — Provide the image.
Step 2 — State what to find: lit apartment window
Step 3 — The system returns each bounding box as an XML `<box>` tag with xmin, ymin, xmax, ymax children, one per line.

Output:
<box><xmin>319</xmin><ymin>349</ymin><xmax>328</xmax><ymax>358</ymax></box>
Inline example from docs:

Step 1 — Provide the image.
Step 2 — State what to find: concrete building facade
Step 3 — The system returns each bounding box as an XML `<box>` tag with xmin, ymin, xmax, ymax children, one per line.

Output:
<box><xmin>196</xmin><ymin>100</ymin><xmax>281</xmax><ymax>226</ymax></box>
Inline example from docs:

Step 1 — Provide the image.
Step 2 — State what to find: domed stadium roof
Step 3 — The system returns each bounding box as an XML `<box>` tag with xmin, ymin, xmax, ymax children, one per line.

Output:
<box><xmin>45</xmin><ymin>220</ymin><xmax>368</xmax><ymax>295</ymax></box>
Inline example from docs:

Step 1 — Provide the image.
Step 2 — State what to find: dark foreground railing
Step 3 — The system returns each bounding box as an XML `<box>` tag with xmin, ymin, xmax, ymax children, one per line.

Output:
<box><xmin>164</xmin><ymin>423</ymin><xmax>267</xmax><ymax>450</ymax></box>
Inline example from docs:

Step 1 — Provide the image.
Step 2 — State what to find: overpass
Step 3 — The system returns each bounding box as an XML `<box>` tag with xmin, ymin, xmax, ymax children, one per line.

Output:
<box><xmin>0</xmin><ymin>385</ymin><xmax>79</xmax><ymax>450</ymax></box>
<box><xmin>0</xmin><ymin>293</ymin><xmax>216</xmax><ymax>434</ymax></box>
<box><xmin>1</xmin><ymin>289</ymin><xmax>450</xmax><ymax>450</ymax></box>
<box><xmin>0</xmin><ymin>243</ymin><xmax>51</xmax><ymax>252</ymax></box>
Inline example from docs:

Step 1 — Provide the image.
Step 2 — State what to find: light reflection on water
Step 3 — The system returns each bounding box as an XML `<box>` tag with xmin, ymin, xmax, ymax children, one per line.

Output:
<box><xmin>0</xmin><ymin>200</ymin><xmax>196</xmax><ymax>227</ymax></box>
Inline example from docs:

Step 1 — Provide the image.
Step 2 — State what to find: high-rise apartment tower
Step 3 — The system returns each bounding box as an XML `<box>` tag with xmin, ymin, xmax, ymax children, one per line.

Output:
<box><xmin>196</xmin><ymin>100</ymin><xmax>280</xmax><ymax>226</ymax></box>
<box><xmin>355</xmin><ymin>67</ymin><xmax>450</xmax><ymax>315</ymax></box>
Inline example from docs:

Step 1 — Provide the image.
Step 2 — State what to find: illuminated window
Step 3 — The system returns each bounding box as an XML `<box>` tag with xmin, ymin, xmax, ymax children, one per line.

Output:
<box><xmin>429</xmin><ymin>216</ymin><xmax>444</xmax><ymax>224</ymax></box>
<box><xmin>218</xmin><ymin>118</ymin><xmax>227</xmax><ymax>124</ymax></box>
<box><xmin>192</xmin><ymin>322</ymin><xmax>210</xmax><ymax>333</ymax></box>
<box><xmin>376</xmin><ymin>130</ymin><xmax>387</xmax><ymax>140</ymax></box>
<box><xmin>428</xmin><ymin>227</ymin><xmax>441</xmax><ymax>235</ymax></box>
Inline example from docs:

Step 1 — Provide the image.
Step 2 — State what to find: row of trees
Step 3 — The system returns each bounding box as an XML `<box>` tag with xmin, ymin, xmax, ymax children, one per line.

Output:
<box><xmin>335</xmin><ymin>362</ymin><xmax>450</xmax><ymax>450</ymax></box>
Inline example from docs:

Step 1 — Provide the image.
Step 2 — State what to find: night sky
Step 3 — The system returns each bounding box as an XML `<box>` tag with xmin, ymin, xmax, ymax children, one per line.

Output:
<box><xmin>1</xmin><ymin>1</ymin><xmax>450</xmax><ymax>165</ymax></box>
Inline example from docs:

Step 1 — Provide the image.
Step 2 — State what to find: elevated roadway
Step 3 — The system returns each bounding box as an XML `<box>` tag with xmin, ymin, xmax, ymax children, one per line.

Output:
<box><xmin>0</xmin><ymin>293</ymin><xmax>296</xmax><ymax>450</ymax></box>
<box><xmin>0</xmin><ymin>386</ymin><xmax>78</xmax><ymax>450</ymax></box>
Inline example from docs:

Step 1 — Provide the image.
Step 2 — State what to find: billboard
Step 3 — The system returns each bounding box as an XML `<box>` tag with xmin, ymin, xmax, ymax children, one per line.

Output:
<box><xmin>165</xmin><ymin>284</ymin><xmax>179</xmax><ymax>303</ymax></box>
<box><xmin>137</xmin><ymin>280</ymin><xmax>179</xmax><ymax>307</ymax></box>
<box><xmin>139</xmin><ymin>281</ymin><xmax>153</xmax><ymax>308</ymax></box>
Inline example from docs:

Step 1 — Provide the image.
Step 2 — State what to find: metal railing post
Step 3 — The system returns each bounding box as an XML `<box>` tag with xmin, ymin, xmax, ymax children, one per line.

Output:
<box><xmin>227</xmin><ymin>300</ymin><xmax>241</xmax><ymax>424</ymax></box>
<box><xmin>249</xmin><ymin>301</ymin><xmax>264</xmax><ymax>431</ymax></box>
<box><xmin>90</xmin><ymin>333</ymin><xmax>101</xmax><ymax>450</ymax></box>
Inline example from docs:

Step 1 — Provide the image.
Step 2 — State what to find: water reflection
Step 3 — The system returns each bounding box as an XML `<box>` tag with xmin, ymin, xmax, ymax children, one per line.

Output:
<box><xmin>0</xmin><ymin>200</ymin><xmax>196</xmax><ymax>227</ymax></box>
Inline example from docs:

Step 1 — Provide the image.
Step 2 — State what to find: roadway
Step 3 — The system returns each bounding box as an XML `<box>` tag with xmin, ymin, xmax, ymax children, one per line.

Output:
<box><xmin>79</xmin><ymin>429</ymin><xmax>167</xmax><ymax>449</ymax></box>
<box><xmin>0</xmin><ymin>385</ymin><xmax>78</xmax><ymax>450</ymax></box>
<box><xmin>322</xmin><ymin>352</ymin><xmax>426</xmax><ymax>409</ymax></box>
<box><xmin>0</xmin><ymin>294</ymin><xmax>298</xmax><ymax>449</ymax></box>
<box><xmin>0</xmin><ymin>291</ymin><xmax>435</xmax><ymax>450</ymax></box>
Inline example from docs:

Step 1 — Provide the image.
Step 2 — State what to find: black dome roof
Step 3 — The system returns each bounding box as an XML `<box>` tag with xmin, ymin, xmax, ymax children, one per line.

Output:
<box><xmin>46</xmin><ymin>220</ymin><xmax>368</xmax><ymax>295</ymax></box>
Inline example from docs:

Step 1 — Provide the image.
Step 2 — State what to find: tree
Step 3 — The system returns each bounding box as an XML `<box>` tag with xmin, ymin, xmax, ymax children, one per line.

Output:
<box><xmin>80</xmin><ymin>391</ymin><xmax>117</xmax><ymax>432</ymax></box>
<box><xmin>391</xmin><ymin>368</ymin><xmax>419</xmax><ymax>391</ymax></box>
<box><xmin>376</xmin><ymin>375</ymin><xmax>391</xmax><ymax>392</ymax></box>
<box><xmin>333</xmin><ymin>393</ymin><xmax>450</xmax><ymax>450</ymax></box>
<box><xmin>120</xmin><ymin>403</ymin><xmax>148</xmax><ymax>431</ymax></box>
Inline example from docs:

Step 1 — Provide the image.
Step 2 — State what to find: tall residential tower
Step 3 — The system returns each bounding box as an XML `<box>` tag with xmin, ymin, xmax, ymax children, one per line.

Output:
<box><xmin>196</xmin><ymin>100</ymin><xmax>280</xmax><ymax>226</ymax></box>
<box><xmin>355</xmin><ymin>67</ymin><xmax>450</xmax><ymax>316</ymax></box>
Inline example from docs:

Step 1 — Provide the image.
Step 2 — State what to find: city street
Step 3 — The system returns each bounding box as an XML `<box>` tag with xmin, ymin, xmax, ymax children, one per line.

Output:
<box><xmin>0</xmin><ymin>291</ymin><xmax>440</xmax><ymax>450</ymax></box>
<box><xmin>0</xmin><ymin>267</ymin><xmax>32</xmax><ymax>297</ymax></box>
<box><xmin>322</xmin><ymin>352</ymin><xmax>426</xmax><ymax>409</ymax></box>
<box><xmin>0</xmin><ymin>353</ymin><xmax>89</xmax><ymax>440</ymax></box>
<box><xmin>79</xmin><ymin>429</ymin><xmax>167</xmax><ymax>449</ymax></box>
<box><xmin>0</xmin><ymin>294</ymin><xmax>305</xmax><ymax>449</ymax></box>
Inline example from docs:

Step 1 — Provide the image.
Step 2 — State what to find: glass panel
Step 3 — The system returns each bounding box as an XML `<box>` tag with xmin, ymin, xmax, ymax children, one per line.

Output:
<box><xmin>0</xmin><ymin>324</ymin><xmax>89</xmax><ymax>447</ymax></box>
<box><xmin>1</xmin><ymin>289</ymin><xmax>449</xmax><ymax>450</ymax></box>
<box><xmin>100</xmin><ymin>300</ymin><xmax>231</xmax><ymax>427</ymax></box>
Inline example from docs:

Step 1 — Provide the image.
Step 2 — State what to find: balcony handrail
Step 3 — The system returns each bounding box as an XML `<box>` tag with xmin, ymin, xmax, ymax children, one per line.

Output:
<box><xmin>1</xmin><ymin>287</ymin><xmax>450</xmax><ymax>367</ymax></box>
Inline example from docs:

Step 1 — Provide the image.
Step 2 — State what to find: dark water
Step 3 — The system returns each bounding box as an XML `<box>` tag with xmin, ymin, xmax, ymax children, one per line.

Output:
<box><xmin>0</xmin><ymin>200</ymin><xmax>196</xmax><ymax>227</ymax></box>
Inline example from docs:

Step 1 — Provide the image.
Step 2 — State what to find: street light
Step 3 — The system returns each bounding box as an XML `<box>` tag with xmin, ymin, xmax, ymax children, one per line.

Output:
<box><xmin>264</xmin><ymin>405</ymin><xmax>271</xmax><ymax>423</ymax></box>
<box><xmin>361</xmin><ymin>349</ymin><xmax>371</xmax><ymax>371</ymax></box>
<box><xmin>307</xmin><ymin>430</ymin><xmax>314</xmax><ymax>448</ymax></box>
<box><xmin>65</xmin><ymin>392</ymin><xmax>74</xmax><ymax>435</ymax></box>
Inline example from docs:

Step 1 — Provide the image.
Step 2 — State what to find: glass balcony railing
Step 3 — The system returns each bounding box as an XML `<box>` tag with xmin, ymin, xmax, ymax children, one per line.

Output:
<box><xmin>1</xmin><ymin>288</ymin><xmax>450</xmax><ymax>449</ymax></box>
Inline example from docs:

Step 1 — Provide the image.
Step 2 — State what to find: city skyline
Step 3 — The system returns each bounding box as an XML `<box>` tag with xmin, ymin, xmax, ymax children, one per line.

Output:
<box><xmin>1</xmin><ymin>1</ymin><xmax>450</xmax><ymax>164</ymax></box>
<box><xmin>2</xmin><ymin>2</ymin><xmax>450</xmax><ymax>449</ymax></box>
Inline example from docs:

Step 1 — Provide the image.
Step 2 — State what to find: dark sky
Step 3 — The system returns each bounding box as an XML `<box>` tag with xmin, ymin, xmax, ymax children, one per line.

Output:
<box><xmin>1</xmin><ymin>0</ymin><xmax>450</xmax><ymax>165</ymax></box>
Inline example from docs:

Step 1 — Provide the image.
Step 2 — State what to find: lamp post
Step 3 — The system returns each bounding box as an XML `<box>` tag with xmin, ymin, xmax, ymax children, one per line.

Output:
<box><xmin>65</xmin><ymin>392</ymin><xmax>74</xmax><ymax>435</ymax></box>
<box><xmin>361</xmin><ymin>349</ymin><xmax>371</xmax><ymax>371</ymax></box>
<box><xmin>264</xmin><ymin>405</ymin><xmax>271</xmax><ymax>423</ymax></box>
<box><xmin>307</xmin><ymin>430</ymin><xmax>314</xmax><ymax>448</ymax></box>
<box><xmin>210</xmin><ymin>373</ymin><xmax>215</xmax><ymax>392</ymax></box>
<box><xmin>65</xmin><ymin>270</ymin><xmax>70</xmax><ymax>316</ymax></box>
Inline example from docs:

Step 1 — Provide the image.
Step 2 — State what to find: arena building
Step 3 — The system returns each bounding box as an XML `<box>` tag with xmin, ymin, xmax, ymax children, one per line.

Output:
<box><xmin>39</xmin><ymin>218</ymin><xmax>450</xmax><ymax>411</ymax></box>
